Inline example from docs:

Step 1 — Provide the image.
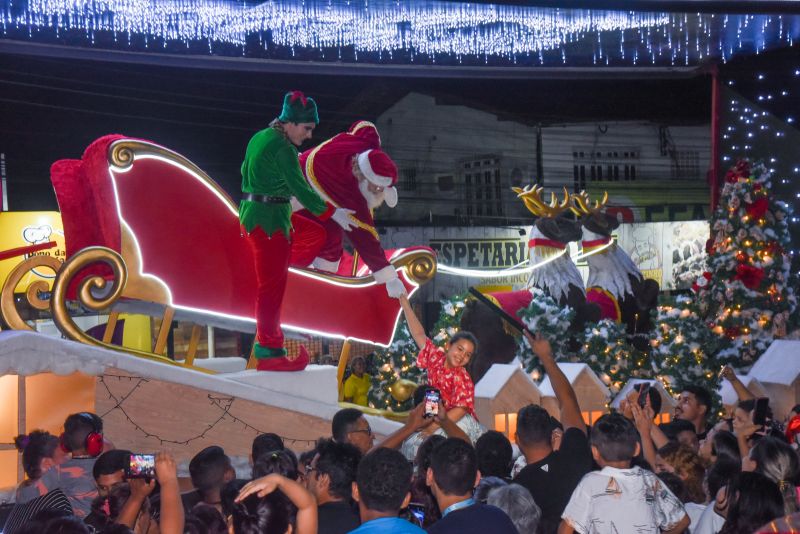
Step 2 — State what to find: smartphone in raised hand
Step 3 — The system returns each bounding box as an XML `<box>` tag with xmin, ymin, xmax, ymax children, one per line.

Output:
<box><xmin>126</xmin><ymin>453</ymin><xmax>156</xmax><ymax>479</ymax></box>
<box><xmin>637</xmin><ymin>383</ymin><xmax>651</xmax><ymax>408</ymax></box>
<box><xmin>424</xmin><ymin>389</ymin><xmax>440</xmax><ymax>418</ymax></box>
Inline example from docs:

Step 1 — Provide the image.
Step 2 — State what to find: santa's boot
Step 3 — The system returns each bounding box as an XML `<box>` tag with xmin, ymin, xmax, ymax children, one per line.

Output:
<box><xmin>255</xmin><ymin>344</ymin><xmax>309</xmax><ymax>372</ymax></box>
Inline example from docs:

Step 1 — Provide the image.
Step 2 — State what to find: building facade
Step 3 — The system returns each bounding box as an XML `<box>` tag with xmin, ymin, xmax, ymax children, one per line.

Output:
<box><xmin>373</xmin><ymin>92</ymin><xmax>711</xmax><ymax>226</ymax></box>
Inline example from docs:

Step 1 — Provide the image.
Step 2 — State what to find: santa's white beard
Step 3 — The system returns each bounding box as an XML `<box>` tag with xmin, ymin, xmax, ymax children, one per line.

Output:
<box><xmin>359</xmin><ymin>179</ymin><xmax>385</xmax><ymax>210</ymax></box>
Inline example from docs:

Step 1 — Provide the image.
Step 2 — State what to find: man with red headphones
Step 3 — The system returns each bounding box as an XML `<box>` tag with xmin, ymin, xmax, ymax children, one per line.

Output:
<box><xmin>16</xmin><ymin>412</ymin><xmax>104</xmax><ymax>518</ymax></box>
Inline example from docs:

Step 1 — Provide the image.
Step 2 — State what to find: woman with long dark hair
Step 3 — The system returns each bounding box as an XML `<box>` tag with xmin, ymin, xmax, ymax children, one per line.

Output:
<box><xmin>718</xmin><ymin>472</ymin><xmax>783</xmax><ymax>534</ymax></box>
<box><xmin>744</xmin><ymin>436</ymin><xmax>800</xmax><ymax>514</ymax></box>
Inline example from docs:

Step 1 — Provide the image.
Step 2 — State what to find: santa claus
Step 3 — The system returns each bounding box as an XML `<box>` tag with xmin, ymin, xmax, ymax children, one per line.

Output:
<box><xmin>297</xmin><ymin>121</ymin><xmax>406</xmax><ymax>298</ymax></box>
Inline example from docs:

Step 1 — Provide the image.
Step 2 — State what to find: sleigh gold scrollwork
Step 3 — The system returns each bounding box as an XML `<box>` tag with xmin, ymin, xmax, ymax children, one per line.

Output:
<box><xmin>0</xmin><ymin>255</ymin><xmax>64</xmax><ymax>331</ymax></box>
<box><xmin>48</xmin><ymin>246</ymin><xmax>212</xmax><ymax>372</ymax></box>
<box><xmin>395</xmin><ymin>249</ymin><xmax>437</xmax><ymax>285</ymax></box>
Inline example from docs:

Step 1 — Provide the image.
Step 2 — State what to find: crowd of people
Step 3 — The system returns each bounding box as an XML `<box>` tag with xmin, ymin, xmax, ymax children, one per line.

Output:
<box><xmin>5</xmin><ymin>320</ymin><xmax>800</xmax><ymax>533</ymax></box>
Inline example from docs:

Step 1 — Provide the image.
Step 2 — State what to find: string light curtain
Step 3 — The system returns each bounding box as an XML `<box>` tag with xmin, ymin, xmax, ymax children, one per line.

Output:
<box><xmin>2</xmin><ymin>0</ymin><xmax>800</xmax><ymax>67</ymax></box>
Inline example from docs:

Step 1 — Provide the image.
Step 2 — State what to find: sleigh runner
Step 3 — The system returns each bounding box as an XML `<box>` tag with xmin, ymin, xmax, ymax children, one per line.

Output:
<box><xmin>1</xmin><ymin>135</ymin><xmax>436</xmax><ymax>370</ymax></box>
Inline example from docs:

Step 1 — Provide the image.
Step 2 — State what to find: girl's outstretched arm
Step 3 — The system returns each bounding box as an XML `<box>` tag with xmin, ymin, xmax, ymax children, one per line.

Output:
<box><xmin>400</xmin><ymin>295</ymin><xmax>428</xmax><ymax>350</ymax></box>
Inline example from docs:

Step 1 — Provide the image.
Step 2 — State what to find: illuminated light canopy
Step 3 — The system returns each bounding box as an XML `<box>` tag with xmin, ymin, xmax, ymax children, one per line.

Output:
<box><xmin>1</xmin><ymin>0</ymin><xmax>798</xmax><ymax>67</ymax></box>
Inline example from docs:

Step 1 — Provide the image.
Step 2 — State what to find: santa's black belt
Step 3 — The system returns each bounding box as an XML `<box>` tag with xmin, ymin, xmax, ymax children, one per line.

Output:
<box><xmin>242</xmin><ymin>193</ymin><xmax>290</xmax><ymax>204</ymax></box>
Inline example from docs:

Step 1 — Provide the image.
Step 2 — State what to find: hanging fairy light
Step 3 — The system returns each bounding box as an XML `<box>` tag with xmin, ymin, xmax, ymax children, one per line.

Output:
<box><xmin>1</xmin><ymin>0</ymin><xmax>798</xmax><ymax>67</ymax></box>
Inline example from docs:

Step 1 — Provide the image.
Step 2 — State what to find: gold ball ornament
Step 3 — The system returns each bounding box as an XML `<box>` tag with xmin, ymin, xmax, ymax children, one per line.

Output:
<box><xmin>389</xmin><ymin>379</ymin><xmax>419</xmax><ymax>402</ymax></box>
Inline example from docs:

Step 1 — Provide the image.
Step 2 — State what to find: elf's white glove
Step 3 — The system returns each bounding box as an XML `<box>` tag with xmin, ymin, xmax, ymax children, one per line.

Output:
<box><xmin>331</xmin><ymin>207</ymin><xmax>357</xmax><ymax>231</ymax></box>
<box><xmin>385</xmin><ymin>277</ymin><xmax>407</xmax><ymax>299</ymax></box>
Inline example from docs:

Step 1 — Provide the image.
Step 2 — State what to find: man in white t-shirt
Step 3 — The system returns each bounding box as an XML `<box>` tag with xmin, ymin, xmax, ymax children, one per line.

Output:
<box><xmin>559</xmin><ymin>414</ymin><xmax>690</xmax><ymax>534</ymax></box>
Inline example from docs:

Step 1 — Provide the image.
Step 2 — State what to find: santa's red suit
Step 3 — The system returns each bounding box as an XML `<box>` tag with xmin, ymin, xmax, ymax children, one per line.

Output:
<box><xmin>297</xmin><ymin>121</ymin><xmax>405</xmax><ymax>297</ymax></box>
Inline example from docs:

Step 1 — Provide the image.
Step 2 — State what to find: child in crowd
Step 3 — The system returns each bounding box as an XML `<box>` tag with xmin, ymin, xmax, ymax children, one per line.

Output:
<box><xmin>399</xmin><ymin>296</ymin><xmax>484</xmax><ymax>458</ymax></box>
<box><xmin>15</xmin><ymin>413</ymin><xmax>104</xmax><ymax>519</ymax></box>
<box><xmin>3</xmin><ymin>431</ymin><xmax>71</xmax><ymax>534</ymax></box>
<box><xmin>560</xmin><ymin>413</ymin><xmax>690</xmax><ymax>534</ymax></box>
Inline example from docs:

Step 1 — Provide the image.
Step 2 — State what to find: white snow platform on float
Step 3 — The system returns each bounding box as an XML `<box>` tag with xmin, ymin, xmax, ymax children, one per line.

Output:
<box><xmin>0</xmin><ymin>331</ymin><xmax>400</xmax><ymax>463</ymax></box>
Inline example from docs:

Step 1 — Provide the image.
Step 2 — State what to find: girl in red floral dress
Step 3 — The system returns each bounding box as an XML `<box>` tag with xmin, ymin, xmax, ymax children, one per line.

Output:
<box><xmin>399</xmin><ymin>296</ymin><xmax>485</xmax><ymax>458</ymax></box>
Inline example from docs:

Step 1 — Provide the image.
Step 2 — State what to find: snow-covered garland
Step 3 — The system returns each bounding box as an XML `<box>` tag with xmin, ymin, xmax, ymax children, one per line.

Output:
<box><xmin>514</xmin><ymin>289</ymin><xmax>650</xmax><ymax>394</ymax></box>
<box><xmin>431</xmin><ymin>292</ymin><xmax>470</xmax><ymax>348</ymax></box>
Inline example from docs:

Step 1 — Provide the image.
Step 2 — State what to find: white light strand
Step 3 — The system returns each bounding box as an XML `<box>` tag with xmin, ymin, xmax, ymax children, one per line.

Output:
<box><xmin>435</xmin><ymin>238</ymin><xmax>614</xmax><ymax>279</ymax></box>
<box><xmin>1</xmin><ymin>1</ymin><xmax>797</xmax><ymax>65</ymax></box>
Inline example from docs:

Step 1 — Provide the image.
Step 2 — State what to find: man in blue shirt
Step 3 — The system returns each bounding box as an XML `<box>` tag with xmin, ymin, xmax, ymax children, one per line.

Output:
<box><xmin>349</xmin><ymin>448</ymin><xmax>424</xmax><ymax>533</ymax></box>
<box><xmin>426</xmin><ymin>438</ymin><xmax>518</xmax><ymax>533</ymax></box>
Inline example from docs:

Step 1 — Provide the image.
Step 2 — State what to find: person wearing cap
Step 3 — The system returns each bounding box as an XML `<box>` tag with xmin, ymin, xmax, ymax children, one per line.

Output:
<box><xmin>298</xmin><ymin>120</ymin><xmax>406</xmax><ymax>298</ymax></box>
<box><xmin>240</xmin><ymin>90</ymin><xmax>356</xmax><ymax>372</ymax></box>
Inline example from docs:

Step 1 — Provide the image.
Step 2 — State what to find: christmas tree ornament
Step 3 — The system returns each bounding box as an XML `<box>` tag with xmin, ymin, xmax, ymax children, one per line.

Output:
<box><xmin>389</xmin><ymin>379</ymin><xmax>418</xmax><ymax>402</ymax></box>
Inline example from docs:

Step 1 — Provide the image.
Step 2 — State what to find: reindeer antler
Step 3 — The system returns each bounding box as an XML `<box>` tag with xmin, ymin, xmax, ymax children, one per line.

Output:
<box><xmin>512</xmin><ymin>185</ymin><xmax>571</xmax><ymax>218</ymax></box>
<box><xmin>570</xmin><ymin>190</ymin><xmax>609</xmax><ymax>216</ymax></box>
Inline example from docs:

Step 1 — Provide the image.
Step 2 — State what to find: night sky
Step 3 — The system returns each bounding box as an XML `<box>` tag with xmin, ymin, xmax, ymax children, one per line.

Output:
<box><xmin>0</xmin><ymin>52</ymin><xmax>711</xmax><ymax>213</ymax></box>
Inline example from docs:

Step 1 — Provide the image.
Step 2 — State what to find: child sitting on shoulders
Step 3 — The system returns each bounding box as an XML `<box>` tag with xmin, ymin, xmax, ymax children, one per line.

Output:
<box><xmin>399</xmin><ymin>296</ymin><xmax>484</xmax><ymax>459</ymax></box>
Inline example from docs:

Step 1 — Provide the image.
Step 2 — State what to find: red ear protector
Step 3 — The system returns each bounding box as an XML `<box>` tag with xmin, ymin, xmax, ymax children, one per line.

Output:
<box><xmin>60</xmin><ymin>412</ymin><xmax>104</xmax><ymax>457</ymax></box>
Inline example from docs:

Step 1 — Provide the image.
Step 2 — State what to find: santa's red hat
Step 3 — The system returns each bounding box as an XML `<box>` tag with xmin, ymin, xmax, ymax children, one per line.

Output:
<box><xmin>348</xmin><ymin>120</ymin><xmax>381</xmax><ymax>148</ymax></box>
<box><xmin>357</xmin><ymin>149</ymin><xmax>398</xmax><ymax>208</ymax></box>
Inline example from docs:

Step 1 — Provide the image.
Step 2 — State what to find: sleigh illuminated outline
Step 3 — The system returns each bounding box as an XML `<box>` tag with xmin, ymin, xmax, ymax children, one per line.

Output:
<box><xmin>18</xmin><ymin>135</ymin><xmax>436</xmax><ymax>365</ymax></box>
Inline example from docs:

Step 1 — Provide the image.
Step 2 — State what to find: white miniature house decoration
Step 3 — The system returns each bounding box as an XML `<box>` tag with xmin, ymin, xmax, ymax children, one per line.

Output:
<box><xmin>475</xmin><ymin>363</ymin><xmax>542</xmax><ymax>443</ymax></box>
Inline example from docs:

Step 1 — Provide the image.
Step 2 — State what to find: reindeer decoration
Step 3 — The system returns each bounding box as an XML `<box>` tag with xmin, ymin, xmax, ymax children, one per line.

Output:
<box><xmin>514</xmin><ymin>185</ymin><xmax>591</xmax><ymax>311</ymax></box>
<box><xmin>459</xmin><ymin>185</ymin><xmax>600</xmax><ymax>383</ymax></box>
<box><xmin>571</xmin><ymin>191</ymin><xmax>660</xmax><ymax>338</ymax></box>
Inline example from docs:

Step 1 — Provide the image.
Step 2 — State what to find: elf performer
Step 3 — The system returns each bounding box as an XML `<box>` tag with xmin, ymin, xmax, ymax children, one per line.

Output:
<box><xmin>240</xmin><ymin>91</ymin><xmax>355</xmax><ymax>372</ymax></box>
<box><xmin>297</xmin><ymin>121</ymin><xmax>406</xmax><ymax>299</ymax></box>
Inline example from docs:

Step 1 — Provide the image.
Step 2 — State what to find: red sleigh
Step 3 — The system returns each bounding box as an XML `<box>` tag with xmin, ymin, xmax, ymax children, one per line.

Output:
<box><xmin>6</xmin><ymin>135</ymin><xmax>435</xmax><ymax>366</ymax></box>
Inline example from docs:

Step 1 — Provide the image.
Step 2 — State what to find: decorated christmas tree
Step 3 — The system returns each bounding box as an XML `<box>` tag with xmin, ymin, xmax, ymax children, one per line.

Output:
<box><xmin>702</xmin><ymin>160</ymin><xmax>796</xmax><ymax>363</ymax></box>
<box><xmin>367</xmin><ymin>321</ymin><xmax>426</xmax><ymax>412</ymax></box>
<box><xmin>576</xmin><ymin>319</ymin><xmax>651</xmax><ymax>394</ymax></box>
<box><xmin>653</xmin><ymin>295</ymin><xmax>732</xmax><ymax>412</ymax></box>
<box><xmin>516</xmin><ymin>292</ymin><xmax>650</xmax><ymax>394</ymax></box>
<box><xmin>653</xmin><ymin>160</ymin><xmax>796</xmax><ymax>413</ymax></box>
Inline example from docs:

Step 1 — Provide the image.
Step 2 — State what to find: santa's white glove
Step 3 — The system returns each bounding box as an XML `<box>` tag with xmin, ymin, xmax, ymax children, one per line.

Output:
<box><xmin>385</xmin><ymin>277</ymin><xmax>407</xmax><ymax>299</ymax></box>
<box><xmin>331</xmin><ymin>208</ymin><xmax>357</xmax><ymax>231</ymax></box>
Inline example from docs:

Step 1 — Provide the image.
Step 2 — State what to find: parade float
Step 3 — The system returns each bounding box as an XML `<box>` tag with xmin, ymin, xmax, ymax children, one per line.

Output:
<box><xmin>0</xmin><ymin>135</ymin><xmax>438</xmax><ymax>487</ymax></box>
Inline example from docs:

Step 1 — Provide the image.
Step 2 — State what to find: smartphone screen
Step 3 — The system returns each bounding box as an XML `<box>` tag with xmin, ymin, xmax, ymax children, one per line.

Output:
<box><xmin>753</xmin><ymin>397</ymin><xmax>770</xmax><ymax>426</ymax></box>
<box><xmin>637</xmin><ymin>383</ymin><xmax>651</xmax><ymax>408</ymax></box>
<box><xmin>408</xmin><ymin>503</ymin><xmax>426</xmax><ymax>526</ymax></box>
<box><xmin>126</xmin><ymin>454</ymin><xmax>156</xmax><ymax>479</ymax></box>
<box><xmin>424</xmin><ymin>390</ymin><xmax>440</xmax><ymax>418</ymax></box>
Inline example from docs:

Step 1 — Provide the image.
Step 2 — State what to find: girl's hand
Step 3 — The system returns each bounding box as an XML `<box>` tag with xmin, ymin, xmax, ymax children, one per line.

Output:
<box><xmin>236</xmin><ymin>474</ymin><xmax>282</xmax><ymax>502</ymax></box>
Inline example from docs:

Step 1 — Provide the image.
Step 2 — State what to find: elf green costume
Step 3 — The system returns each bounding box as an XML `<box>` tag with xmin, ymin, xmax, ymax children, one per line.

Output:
<box><xmin>240</xmin><ymin>90</ymin><xmax>354</xmax><ymax>372</ymax></box>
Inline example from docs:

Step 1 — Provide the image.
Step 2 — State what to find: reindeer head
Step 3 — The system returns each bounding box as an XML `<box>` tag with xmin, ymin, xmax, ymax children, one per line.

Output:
<box><xmin>513</xmin><ymin>185</ymin><xmax>582</xmax><ymax>244</ymax></box>
<box><xmin>570</xmin><ymin>190</ymin><xmax>618</xmax><ymax>237</ymax></box>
